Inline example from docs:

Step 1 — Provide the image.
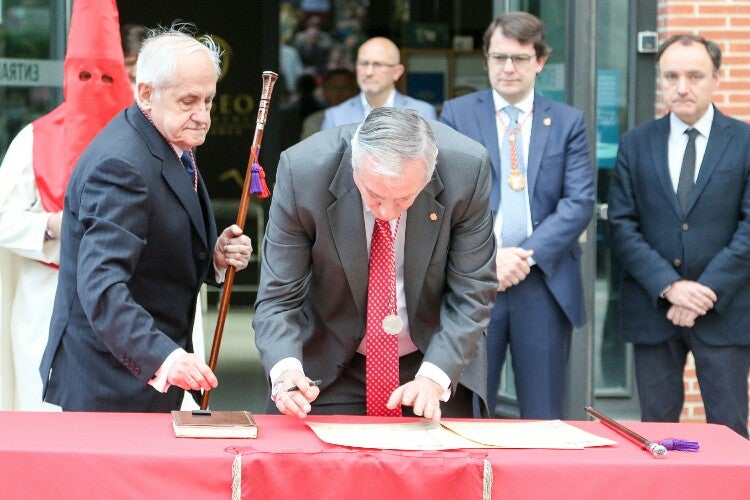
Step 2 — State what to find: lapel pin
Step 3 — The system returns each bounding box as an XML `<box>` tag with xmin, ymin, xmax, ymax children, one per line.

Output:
<box><xmin>429</xmin><ymin>212</ymin><xmax>438</xmax><ymax>221</ymax></box>
<box><xmin>543</xmin><ymin>117</ymin><xmax>552</xmax><ymax>126</ymax></box>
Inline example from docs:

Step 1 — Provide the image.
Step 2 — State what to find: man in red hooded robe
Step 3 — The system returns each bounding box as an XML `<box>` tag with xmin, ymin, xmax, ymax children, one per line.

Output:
<box><xmin>0</xmin><ymin>0</ymin><xmax>136</xmax><ymax>410</ymax></box>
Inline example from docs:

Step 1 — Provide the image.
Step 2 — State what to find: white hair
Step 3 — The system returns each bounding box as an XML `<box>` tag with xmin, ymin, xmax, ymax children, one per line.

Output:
<box><xmin>135</xmin><ymin>22</ymin><xmax>222</xmax><ymax>99</ymax></box>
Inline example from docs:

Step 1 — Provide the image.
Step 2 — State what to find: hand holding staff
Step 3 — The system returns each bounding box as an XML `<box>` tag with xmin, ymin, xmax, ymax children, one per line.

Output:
<box><xmin>200</xmin><ymin>71</ymin><xmax>278</xmax><ymax>411</ymax></box>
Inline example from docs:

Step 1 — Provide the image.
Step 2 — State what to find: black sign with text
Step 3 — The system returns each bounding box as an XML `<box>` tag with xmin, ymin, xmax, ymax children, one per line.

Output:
<box><xmin>117</xmin><ymin>0</ymin><xmax>281</xmax><ymax>201</ymax></box>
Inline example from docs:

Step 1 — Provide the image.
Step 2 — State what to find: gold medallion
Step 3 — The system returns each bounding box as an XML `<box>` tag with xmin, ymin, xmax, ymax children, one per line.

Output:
<box><xmin>508</xmin><ymin>169</ymin><xmax>525</xmax><ymax>191</ymax></box>
<box><xmin>382</xmin><ymin>314</ymin><xmax>403</xmax><ymax>335</ymax></box>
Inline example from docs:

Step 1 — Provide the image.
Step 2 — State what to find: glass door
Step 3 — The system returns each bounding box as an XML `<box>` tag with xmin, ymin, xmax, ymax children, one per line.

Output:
<box><xmin>0</xmin><ymin>0</ymin><xmax>65</xmax><ymax>160</ymax></box>
<box><xmin>592</xmin><ymin>0</ymin><xmax>641</xmax><ymax>418</ymax></box>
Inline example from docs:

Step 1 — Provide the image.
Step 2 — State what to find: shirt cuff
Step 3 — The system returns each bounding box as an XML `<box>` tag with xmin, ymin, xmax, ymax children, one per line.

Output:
<box><xmin>269</xmin><ymin>357</ymin><xmax>304</xmax><ymax>387</ymax></box>
<box><xmin>417</xmin><ymin>362</ymin><xmax>451</xmax><ymax>402</ymax></box>
<box><xmin>148</xmin><ymin>348</ymin><xmax>186</xmax><ymax>393</ymax></box>
<box><xmin>214</xmin><ymin>263</ymin><xmax>227</xmax><ymax>284</ymax></box>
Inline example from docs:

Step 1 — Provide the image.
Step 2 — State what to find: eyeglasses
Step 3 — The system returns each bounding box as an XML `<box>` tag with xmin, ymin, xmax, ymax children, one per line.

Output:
<box><xmin>487</xmin><ymin>53</ymin><xmax>537</xmax><ymax>67</ymax></box>
<box><xmin>356</xmin><ymin>60</ymin><xmax>398</xmax><ymax>71</ymax></box>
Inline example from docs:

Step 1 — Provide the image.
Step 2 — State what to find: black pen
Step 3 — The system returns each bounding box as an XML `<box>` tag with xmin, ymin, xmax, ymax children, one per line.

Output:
<box><xmin>287</xmin><ymin>379</ymin><xmax>322</xmax><ymax>392</ymax></box>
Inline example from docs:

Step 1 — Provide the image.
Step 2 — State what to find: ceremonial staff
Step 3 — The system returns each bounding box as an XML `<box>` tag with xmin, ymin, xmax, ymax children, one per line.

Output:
<box><xmin>200</xmin><ymin>71</ymin><xmax>278</xmax><ymax>410</ymax></box>
<box><xmin>586</xmin><ymin>406</ymin><xmax>667</xmax><ymax>458</ymax></box>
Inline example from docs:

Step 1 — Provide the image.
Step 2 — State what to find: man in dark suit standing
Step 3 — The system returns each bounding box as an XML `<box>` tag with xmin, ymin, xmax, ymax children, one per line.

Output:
<box><xmin>40</xmin><ymin>25</ymin><xmax>253</xmax><ymax>412</ymax></box>
<box><xmin>609</xmin><ymin>34</ymin><xmax>750</xmax><ymax>438</ymax></box>
<box><xmin>439</xmin><ymin>12</ymin><xmax>595</xmax><ymax>419</ymax></box>
<box><xmin>253</xmin><ymin>107</ymin><xmax>497</xmax><ymax>421</ymax></box>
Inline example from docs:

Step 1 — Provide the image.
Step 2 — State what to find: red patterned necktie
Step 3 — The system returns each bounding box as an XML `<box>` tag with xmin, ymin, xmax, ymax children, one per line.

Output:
<box><xmin>365</xmin><ymin>219</ymin><xmax>401</xmax><ymax>416</ymax></box>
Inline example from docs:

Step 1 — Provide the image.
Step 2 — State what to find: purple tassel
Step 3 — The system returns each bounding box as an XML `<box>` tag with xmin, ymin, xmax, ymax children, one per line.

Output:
<box><xmin>660</xmin><ymin>438</ymin><xmax>700</xmax><ymax>452</ymax></box>
<box><xmin>250</xmin><ymin>161</ymin><xmax>270</xmax><ymax>198</ymax></box>
<box><xmin>250</xmin><ymin>162</ymin><xmax>262</xmax><ymax>193</ymax></box>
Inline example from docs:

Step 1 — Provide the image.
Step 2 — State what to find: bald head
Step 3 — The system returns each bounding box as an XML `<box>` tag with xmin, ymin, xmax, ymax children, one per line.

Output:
<box><xmin>355</xmin><ymin>37</ymin><xmax>405</xmax><ymax>107</ymax></box>
<box><xmin>358</xmin><ymin>37</ymin><xmax>401</xmax><ymax>64</ymax></box>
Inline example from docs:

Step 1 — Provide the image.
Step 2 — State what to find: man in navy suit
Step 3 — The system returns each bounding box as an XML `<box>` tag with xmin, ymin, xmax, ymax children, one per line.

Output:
<box><xmin>321</xmin><ymin>37</ymin><xmax>436</xmax><ymax>129</ymax></box>
<box><xmin>440</xmin><ymin>12</ymin><xmax>595</xmax><ymax>419</ymax></box>
<box><xmin>609</xmin><ymin>34</ymin><xmax>750</xmax><ymax>438</ymax></box>
<box><xmin>40</xmin><ymin>26</ymin><xmax>253</xmax><ymax>412</ymax></box>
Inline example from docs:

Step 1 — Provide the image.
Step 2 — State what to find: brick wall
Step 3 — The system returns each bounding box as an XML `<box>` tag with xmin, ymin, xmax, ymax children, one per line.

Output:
<box><xmin>657</xmin><ymin>0</ymin><xmax>750</xmax><ymax>430</ymax></box>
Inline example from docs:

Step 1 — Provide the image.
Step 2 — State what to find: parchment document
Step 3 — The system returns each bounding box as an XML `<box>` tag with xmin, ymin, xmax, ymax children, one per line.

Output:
<box><xmin>305</xmin><ymin>420</ymin><xmax>617</xmax><ymax>450</ymax></box>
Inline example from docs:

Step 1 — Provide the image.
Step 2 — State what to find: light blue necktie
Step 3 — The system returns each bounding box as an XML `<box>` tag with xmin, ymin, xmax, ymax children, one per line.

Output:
<box><xmin>500</xmin><ymin>105</ymin><xmax>529</xmax><ymax>247</ymax></box>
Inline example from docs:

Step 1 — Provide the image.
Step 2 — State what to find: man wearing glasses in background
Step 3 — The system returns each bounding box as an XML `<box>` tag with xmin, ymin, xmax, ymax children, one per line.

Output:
<box><xmin>440</xmin><ymin>12</ymin><xmax>595</xmax><ymax>419</ymax></box>
<box><xmin>321</xmin><ymin>36</ymin><xmax>436</xmax><ymax>129</ymax></box>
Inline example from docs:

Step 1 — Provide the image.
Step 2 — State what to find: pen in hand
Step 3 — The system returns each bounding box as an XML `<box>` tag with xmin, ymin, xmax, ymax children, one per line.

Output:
<box><xmin>287</xmin><ymin>379</ymin><xmax>322</xmax><ymax>392</ymax></box>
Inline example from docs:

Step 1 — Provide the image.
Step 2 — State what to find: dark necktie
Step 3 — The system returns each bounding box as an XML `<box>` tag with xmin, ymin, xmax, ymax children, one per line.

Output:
<box><xmin>676</xmin><ymin>128</ymin><xmax>699</xmax><ymax>210</ymax></box>
<box><xmin>181</xmin><ymin>151</ymin><xmax>197</xmax><ymax>192</ymax></box>
<box><xmin>181</xmin><ymin>151</ymin><xmax>195</xmax><ymax>178</ymax></box>
<box><xmin>365</xmin><ymin>219</ymin><xmax>401</xmax><ymax>417</ymax></box>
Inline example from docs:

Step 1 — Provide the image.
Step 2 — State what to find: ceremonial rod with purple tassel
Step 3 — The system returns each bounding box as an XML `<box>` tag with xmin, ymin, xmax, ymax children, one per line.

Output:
<box><xmin>586</xmin><ymin>406</ymin><xmax>668</xmax><ymax>458</ymax></box>
<box><xmin>199</xmin><ymin>71</ymin><xmax>278</xmax><ymax>411</ymax></box>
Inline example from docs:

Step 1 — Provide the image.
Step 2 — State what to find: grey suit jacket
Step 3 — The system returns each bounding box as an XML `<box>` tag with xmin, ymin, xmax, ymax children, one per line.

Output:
<box><xmin>253</xmin><ymin>120</ymin><xmax>497</xmax><ymax>402</ymax></box>
<box><xmin>40</xmin><ymin>103</ymin><xmax>218</xmax><ymax>411</ymax></box>
<box><xmin>320</xmin><ymin>91</ymin><xmax>437</xmax><ymax>130</ymax></box>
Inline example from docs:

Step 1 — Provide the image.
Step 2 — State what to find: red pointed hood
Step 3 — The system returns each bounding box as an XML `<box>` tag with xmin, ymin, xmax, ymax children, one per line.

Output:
<box><xmin>32</xmin><ymin>0</ymin><xmax>133</xmax><ymax>212</ymax></box>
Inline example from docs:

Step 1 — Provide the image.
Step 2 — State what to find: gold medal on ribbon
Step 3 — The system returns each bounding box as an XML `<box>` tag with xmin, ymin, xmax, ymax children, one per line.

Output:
<box><xmin>382</xmin><ymin>314</ymin><xmax>403</xmax><ymax>335</ymax></box>
<box><xmin>508</xmin><ymin>169</ymin><xmax>525</xmax><ymax>191</ymax></box>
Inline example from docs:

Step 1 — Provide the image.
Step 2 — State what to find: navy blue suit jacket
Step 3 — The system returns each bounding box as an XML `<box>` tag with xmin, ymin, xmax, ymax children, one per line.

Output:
<box><xmin>40</xmin><ymin>103</ymin><xmax>218</xmax><ymax>411</ymax></box>
<box><xmin>440</xmin><ymin>90</ymin><xmax>595</xmax><ymax>327</ymax></box>
<box><xmin>609</xmin><ymin>107</ymin><xmax>750</xmax><ymax>346</ymax></box>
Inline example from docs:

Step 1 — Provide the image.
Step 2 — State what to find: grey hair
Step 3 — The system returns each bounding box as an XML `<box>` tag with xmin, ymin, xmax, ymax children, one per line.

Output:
<box><xmin>135</xmin><ymin>22</ymin><xmax>222</xmax><ymax>98</ymax></box>
<box><xmin>351</xmin><ymin>107</ymin><xmax>438</xmax><ymax>182</ymax></box>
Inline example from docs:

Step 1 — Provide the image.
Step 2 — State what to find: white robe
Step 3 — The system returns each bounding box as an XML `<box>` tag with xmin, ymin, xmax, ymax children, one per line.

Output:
<box><xmin>0</xmin><ymin>124</ymin><xmax>205</xmax><ymax>410</ymax></box>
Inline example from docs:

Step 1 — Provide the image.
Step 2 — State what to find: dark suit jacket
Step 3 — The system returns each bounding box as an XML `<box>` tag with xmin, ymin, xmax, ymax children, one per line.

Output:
<box><xmin>40</xmin><ymin>103</ymin><xmax>218</xmax><ymax>411</ymax></box>
<box><xmin>609</xmin><ymin>107</ymin><xmax>750</xmax><ymax>346</ymax></box>
<box><xmin>440</xmin><ymin>90</ymin><xmax>595</xmax><ymax>327</ymax></box>
<box><xmin>252</xmin><ymin>120</ymin><xmax>498</xmax><ymax>403</ymax></box>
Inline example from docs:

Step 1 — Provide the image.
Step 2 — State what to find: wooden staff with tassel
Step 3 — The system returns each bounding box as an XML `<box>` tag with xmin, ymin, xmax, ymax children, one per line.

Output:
<box><xmin>200</xmin><ymin>71</ymin><xmax>278</xmax><ymax>411</ymax></box>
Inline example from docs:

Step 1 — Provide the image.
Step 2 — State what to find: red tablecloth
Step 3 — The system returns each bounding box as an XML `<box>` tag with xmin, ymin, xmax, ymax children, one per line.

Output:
<box><xmin>1</xmin><ymin>412</ymin><xmax>748</xmax><ymax>499</ymax></box>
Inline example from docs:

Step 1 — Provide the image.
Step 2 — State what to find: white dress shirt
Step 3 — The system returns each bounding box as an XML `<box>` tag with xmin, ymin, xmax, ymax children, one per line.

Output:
<box><xmin>668</xmin><ymin>106</ymin><xmax>713</xmax><ymax>192</ymax></box>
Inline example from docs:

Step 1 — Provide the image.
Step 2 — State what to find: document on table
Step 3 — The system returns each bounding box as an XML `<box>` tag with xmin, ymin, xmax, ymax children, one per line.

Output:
<box><xmin>440</xmin><ymin>420</ymin><xmax>617</xmax><ymax>449</ymax></box>
<box><xmin>305</xmin><ymin>419</ymin><xmax>617</xmax><ymax>450</ymax></box>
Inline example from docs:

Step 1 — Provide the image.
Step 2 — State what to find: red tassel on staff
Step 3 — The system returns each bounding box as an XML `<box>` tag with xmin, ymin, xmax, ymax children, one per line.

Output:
<box><xmin>200</xmin><ymin>71</ymin><xmax>278</xmax><ymax>411</ymax></box>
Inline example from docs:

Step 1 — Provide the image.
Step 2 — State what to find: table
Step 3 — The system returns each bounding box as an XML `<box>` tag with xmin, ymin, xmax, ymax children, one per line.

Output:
<box><xmin>1</xmin><ymin>412</ymin><xmax>748</xmax><ymax>499</ymax></box>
